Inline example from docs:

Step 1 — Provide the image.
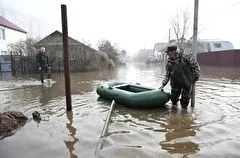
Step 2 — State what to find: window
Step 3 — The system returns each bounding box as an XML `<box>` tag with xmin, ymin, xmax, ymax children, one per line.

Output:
<box><xmin>213</xmin><ymin>43</ymin><xmax>222</xmax><ymax>48</ymax></box>
<box><xmin>0</xmin><ymin>28</ymin><xmax>6</xmax><ymax>40</ymax></box>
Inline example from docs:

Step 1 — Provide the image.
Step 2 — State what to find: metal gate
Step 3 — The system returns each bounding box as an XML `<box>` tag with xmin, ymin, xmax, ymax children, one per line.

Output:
<box><xmin>0</xmin><ymin>55</ymin><xmax>12</xmax><ymax>73</ymax></box>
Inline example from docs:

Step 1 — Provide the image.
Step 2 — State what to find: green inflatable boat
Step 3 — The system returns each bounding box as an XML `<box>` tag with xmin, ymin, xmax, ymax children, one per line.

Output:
<box><xmin>96</xmin><ymin>82</ymin><xmax>171</xmax><ymax>108</ymax></box>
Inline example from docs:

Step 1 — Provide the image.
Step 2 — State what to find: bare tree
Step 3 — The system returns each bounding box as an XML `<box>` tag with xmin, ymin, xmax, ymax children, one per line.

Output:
<box><xmin>170</xmin><ymin>10</ymin><xmax>192</xmax><ymax>53</ymax></box>
<box><xmin>24</xmin><ymin>38</ymin><xmax>38</xmax><ymax>56</ymax></box>
<box><xmin>7</xmin><ymin>38</ymin><xmax>38</xmax><ymax>56</ymax></box>
<box><xmin>97</xmin><ymin>40</ymin><xmax>118</xmax><ymax>55</ymax></box>
<box><xmin>7</xmin><ymin>40</ymin><xmax>25</xmax><ymax>55</ymax></box>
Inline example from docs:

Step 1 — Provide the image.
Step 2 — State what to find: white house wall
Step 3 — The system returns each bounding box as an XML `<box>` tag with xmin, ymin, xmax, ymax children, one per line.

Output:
<box><xmin>197</xmin><ymin>41</ymin><xmax>234</xmax><ymax>53</ymax></box>
<box><xmin>0</xmin><ymin>26</ymin><xmax>7</xmax><ymax>54</ymax></box>
<box><xmin>153</xmin><ymin>43</ymin><xmax>168</xmax><ymax>61</ymax></box>
<box><xmin>0</xmin><ymin>39</ymin><xmax>7</xmax><ymax>54</ymax></box>
<box><xmin>0</xmin><ymin>26</ymin><xmax>27</xmax><ymax>55</ymax></box>
<box><xmin>209</xmin><ymin>41</ymin><xmax>234</xmax><ymax>52</ymax></box>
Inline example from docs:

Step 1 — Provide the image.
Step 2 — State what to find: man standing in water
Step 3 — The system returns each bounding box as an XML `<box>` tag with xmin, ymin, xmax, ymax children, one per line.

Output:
<box><xmin>159</xmin><ymin>45</ymin><xmax>200</xmax><ymax>109</ymax></box>
<box><xmin>36</xmin><ymin>47</ymin><xmax>51</xmax><ymax>83</ymax></box>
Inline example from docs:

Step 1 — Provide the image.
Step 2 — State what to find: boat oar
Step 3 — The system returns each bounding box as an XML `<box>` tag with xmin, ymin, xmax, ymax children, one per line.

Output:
<box><xmin>94</xmin><ymin>100</ymin><xmax>115</xmax><ymax>155</ymax></box>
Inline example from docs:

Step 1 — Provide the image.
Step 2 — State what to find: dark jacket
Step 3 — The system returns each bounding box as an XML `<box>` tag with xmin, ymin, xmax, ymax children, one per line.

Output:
<box><xmin>36</xmin><ymin>52</ymin><xmax>49</xmax><ymax>67</ymax></box>
<box><xmin>162</xmin><ymin>53</ymin><xmax>200</xmax><ymax>89</ymax></box>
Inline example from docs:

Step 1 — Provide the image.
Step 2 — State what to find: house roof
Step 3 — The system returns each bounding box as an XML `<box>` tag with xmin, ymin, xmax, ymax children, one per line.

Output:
<box><xmin>34</xmin><ymin>30</ymin><xmax>98</xmax><ymax>52</ymax></box>
<box><xmin>35</xmin><ymin>30</ymin><xmax>82</xmax><ymax>46</ymax></box>
<box><xmin>0</xmin><ymin>16</ymin><xmax>27</xmax><ymax>33</ymax></box>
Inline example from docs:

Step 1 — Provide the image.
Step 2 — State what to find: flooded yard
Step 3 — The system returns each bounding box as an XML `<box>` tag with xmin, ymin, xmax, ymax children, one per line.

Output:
<box><xmin>0</xmin><ymin>63</ymin><xmax>240</xmax><ymax>158</ymax></box>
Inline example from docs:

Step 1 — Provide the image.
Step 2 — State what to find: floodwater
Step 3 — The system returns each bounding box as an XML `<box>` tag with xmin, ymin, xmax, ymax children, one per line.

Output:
<box><xmin>0</xmin><ymin>63</ymin><xmax>240</xmax><ymax>158</ymax></box>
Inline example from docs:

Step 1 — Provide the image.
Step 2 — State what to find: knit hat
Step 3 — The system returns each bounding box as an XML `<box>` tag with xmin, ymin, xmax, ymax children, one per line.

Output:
<box><xmin>165</xmin><ymin>45</ymin><xmax>177</xmax><ymax>53</ymax></box>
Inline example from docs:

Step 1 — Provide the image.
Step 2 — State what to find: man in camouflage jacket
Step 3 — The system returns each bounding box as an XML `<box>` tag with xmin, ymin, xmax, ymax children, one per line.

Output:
<box><xmin>159</xmin><ymin>46</ymin><xmax>200</xmax><ymax>108</ymax></box>
<box><xmin>36</xmin><ymin>47</ymin><xmax>51</xmax><ymax>83</ymax></box>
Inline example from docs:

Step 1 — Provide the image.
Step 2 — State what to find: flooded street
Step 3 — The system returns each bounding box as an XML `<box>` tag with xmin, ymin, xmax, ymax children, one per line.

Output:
<box><xmin>0</xmin><ymin>63</ymin><xmax>240</xmax><ymax>158</ymax></box>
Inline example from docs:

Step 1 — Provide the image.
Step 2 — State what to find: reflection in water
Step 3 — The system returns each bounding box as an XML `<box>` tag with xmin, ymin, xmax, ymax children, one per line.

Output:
<box><xmin>64</xmin><ymin>111</ymin><xmax>79</xmax><ymax>158</ymax></box>
<box><xmin>39</xmin><ymin>86</ymin><xmax>52</xmax><ymax>106</ymax></box>
<box><xmin>106</xmin><ymin>104</ymin><xmax>200</xmax><ymax>157</ymax></box>
<box><xmin>160</xmin><ymin>110</ymin><xmax>199</xmax><ymax>156</ymax></box>
<box><xmin>123</xmin><ymin>65</ymin><xmax>139</xmax><ymax>81</ymax></box>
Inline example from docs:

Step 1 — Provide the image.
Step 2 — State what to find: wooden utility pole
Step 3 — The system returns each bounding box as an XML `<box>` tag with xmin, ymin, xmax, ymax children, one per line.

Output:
<box><xmin>191</xmin><ymin>0</ymin><xmax>199</xmax><ymax>107</ymax></box>
<box><xmin>61</xmin><ymin>4</ymin><xmax>72</xmax><ymax>111</ymax></box>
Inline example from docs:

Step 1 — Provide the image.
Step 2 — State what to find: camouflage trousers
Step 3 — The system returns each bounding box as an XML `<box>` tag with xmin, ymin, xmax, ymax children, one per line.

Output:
<box><xmin>170</xmin><ymin>81</ymin><xmax>191</xmax><ymax>108</ymax></box>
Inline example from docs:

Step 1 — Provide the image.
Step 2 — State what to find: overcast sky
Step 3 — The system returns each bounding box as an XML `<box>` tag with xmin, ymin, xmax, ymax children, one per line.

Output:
<box><xmin>1</xmin><ymin>0</ymin><xmax>240</xmax><ymax>55</ymax></box>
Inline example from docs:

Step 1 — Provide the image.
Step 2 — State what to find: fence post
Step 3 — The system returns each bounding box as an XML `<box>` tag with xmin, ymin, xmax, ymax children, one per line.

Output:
<box><xmin>19</xmin><ymin>50</ymin><xmax>24</xmax><ymax>76</ymax></box>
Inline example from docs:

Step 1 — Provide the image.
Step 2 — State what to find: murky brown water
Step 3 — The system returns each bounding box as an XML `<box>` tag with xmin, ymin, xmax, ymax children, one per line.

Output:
<box><xmin>0</xmin><ymin>63</ymin><xmax>240</xmax><ymax>158</ymax></box>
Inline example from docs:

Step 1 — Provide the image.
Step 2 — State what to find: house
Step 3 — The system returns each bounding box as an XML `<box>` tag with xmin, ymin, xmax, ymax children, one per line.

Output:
<box><xmin>166</xmin><ymin>39</ymin><xmax>234</xmax><ymax>54</ymax></box>
<box><xmin>196</xmin><ymin>40</ymin><xmax>240</xmax><ymax>67</ymax></box>
<box><xmin>0</xmin><ymin>16</ymin><xmax>27</xmax><ymax>55</ymax></box>
<box><xmin>197</xmin><ymin>40</ymin><xmax>234</xmax><ymax>53</ymax></box>
<box><xmin>34</xmin><ymin>30</ymin><xmax>112</xmax><ymax>71</ymax></box>
<box><xmin>34</xmin><ymin>30</ymin><xmax>98</xmax><ymax>58</ymax></box>
<box><xmin>153</xmin><ymin>42</ymin><xmax>168</xmax><ymax>62</ymax></box>
<box><xmin>135</xmin><ymin>49</ymin><xmax>153</xmax><ymax>62</ymax></box>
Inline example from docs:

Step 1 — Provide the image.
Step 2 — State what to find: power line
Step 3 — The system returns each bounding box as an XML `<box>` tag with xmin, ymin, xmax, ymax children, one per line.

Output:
<box><xmin>229</xmin><ymin>1</ymin><xmax>240</xmax><ymax>8</ymax></box>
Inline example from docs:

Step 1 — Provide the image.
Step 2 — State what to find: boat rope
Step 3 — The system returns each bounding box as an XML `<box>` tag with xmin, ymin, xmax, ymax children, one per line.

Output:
<box><xmin>94</xmin><ymin>100</ymin><xmax>115</xmax><ymax>155</ymax></box>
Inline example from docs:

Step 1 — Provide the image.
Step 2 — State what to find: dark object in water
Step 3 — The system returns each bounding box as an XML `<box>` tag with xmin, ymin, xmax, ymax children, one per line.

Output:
<box><xmin>32</xmin><ymin>111</ymin><xmax>41</xmax><ymax>121</ymax></box>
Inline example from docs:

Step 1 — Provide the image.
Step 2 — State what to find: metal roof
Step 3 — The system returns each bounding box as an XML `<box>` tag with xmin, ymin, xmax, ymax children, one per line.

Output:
<box><xmin>0</xmin><ymin>16</ymin><xmax>27</xmax><ymax>33</ymax></box>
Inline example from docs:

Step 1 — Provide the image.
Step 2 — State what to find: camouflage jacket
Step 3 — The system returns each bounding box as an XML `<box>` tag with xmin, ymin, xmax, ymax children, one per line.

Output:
<box><xmin>162</xmin><ymin>53</ymin><xmax>200</xmax><ymax>88</ymax></box>
<box><xmin>36</xmin><ymin>52</ymin><xmax>49</xmax><ymax>67</ymax></box>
